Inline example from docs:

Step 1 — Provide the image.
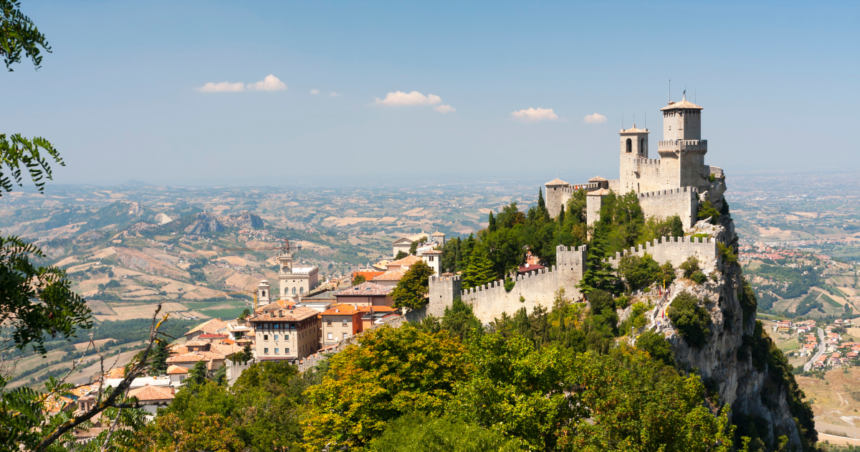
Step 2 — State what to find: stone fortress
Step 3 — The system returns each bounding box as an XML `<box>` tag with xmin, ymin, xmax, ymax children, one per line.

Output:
<box><xmin>428</xmin><ymin>94</ymin><xmax>728</xmax><ymax>323</ymax></box>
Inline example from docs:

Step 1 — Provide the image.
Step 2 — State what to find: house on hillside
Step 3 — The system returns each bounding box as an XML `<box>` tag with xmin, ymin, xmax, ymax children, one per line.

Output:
<box><xmin>248</xmin><ymin>305</ymin><xmax>320</xmax><ymax>363</ymax></box>
<box><xmin>184</xmin><ymin>318</ymin><xmax>228</xmax><ymax>341</ymax></box>
<box><xmin>320</xmin><ymin>304</ymin><xmax>363</xmax><ymax>346</ymax></box>
<box><xmin>335</xmin><ymin>282</ymin><xmax>394</xmax><ymax>307</ymax></box>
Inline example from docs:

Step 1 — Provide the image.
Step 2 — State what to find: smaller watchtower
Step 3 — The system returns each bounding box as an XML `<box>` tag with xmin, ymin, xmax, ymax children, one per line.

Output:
<box><xmin>619</xmin><ymin>124</ymin><xmax>650</xmax><ymax>158</ymax></box>
<box><xmin>257</xmin><ymin>279</ymin><xmax>271</xmax><ymax>307</ymax></box>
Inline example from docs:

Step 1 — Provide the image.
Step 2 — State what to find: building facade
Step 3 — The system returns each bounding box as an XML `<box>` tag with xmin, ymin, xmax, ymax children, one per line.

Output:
<box><xmin>320</xmin><ymin>304</ymin><xmax>363</xmax><ymax>346</ymax></box>
<box><xmin>249</xmin><ymin>305</ymin><xmax>320</xmax><ymax>363</ymax></box>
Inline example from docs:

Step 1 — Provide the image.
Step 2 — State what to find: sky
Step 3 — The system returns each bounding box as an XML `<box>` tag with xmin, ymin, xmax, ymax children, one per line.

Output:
<box><xmin>3</xmin><ymin>1</ymin><xmax>858</xmax><ymax>186</ymax></box>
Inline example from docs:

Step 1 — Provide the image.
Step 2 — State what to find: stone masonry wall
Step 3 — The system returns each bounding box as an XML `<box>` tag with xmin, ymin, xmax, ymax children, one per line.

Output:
<box><xmin>546</xmin><ymin>183</ymin><xmax>600</xmax><ymax>219</ymax></box>
<box><xmin>430</xmin><ymin>246</ymin><xmax>587</xmax><ymax>323</ymax></box>
<box><xmin>636</xmin><ymin>187</ymin><xmax>698</xmax><ymax>230</ymax></box>
<box><xmin>604</xmin><ymin>235</ymin><xmax>717</xmax><ymax>270</ymax></box>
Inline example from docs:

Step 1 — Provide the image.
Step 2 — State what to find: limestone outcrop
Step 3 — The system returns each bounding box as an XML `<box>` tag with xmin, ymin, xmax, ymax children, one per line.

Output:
<box><xmin>646</xmin><ymin>213</ymin><xmax>807</xmax><ymax>449</ymax></box>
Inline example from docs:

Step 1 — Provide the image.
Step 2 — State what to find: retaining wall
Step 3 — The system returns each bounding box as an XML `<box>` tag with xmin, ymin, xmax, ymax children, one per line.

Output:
<box><xmin>604</xmin><ymin>235</ymin><xmax>718</xmax><ymax>270</ymax></box>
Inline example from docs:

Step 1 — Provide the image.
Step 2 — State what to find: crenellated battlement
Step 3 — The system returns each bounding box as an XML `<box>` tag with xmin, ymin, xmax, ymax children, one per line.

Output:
<box><xmin>428</xmin><ymin>245</ymin><xmax>587</xmax><ymax>323</ymax></box>
<box><xmin>633</xmin><ymin>158</ymin><xmax>662</xmax><ymax>166</ymax></box>
<box><xmin>658</xmin><ymin>139</ymin><xmax>708</xmax><ymax>151</ymax></box>
<box><xmin>637</xmin><ymin>186</ymin><xmax>698</xmax><ymax>199</ymax></box>
<box><xmin>603</xmin><ymin>235</ymin><xmax>718</xmax><ymax>270</ymax></box>
<box><xmin>557</xmin><ymin>182</ymin><xmax>600</xmax><ymax>195</ymax></box>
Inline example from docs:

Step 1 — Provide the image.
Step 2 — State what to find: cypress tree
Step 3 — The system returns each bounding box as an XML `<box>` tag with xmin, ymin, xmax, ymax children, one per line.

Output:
<box><xmin>577</xmin><ymin>231</ymin><xmax>619</xmax><ymax>294</ymax></box>
<box><xmin>462</xmin><ymin>247</ymin><xmax>496</xmax><ymax>289</ymax></box>
<box><xmin>488</xmin><ymin>211</ymin><xmax>497</xmax><ymax>232</ymax></box>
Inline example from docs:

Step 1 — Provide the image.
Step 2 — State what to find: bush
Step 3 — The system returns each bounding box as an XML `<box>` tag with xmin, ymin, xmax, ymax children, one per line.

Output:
<box><xmin>691</xmin><ymin>271</ymin><xmax>707</xmax><ymax>285</ymax></box>
<box><xmin>618</xmin><ymin>253</ymin><xmax>661</xmax><ymax>292</ymax></box>
<box><xmin>679</xmin><ymin>256</ymin><xmax>700</xmax><ymax>279</ymax></box>
<box><xmin>697</xmin><ymin>201</ymin><xmax>720</xmax><ymax>225</ymax></box>
<box><xmin>718</xmin><ymin>242</ymin><xmax>738</xmax><ymax>265</ymax></box>
<box><xmin>636</xmin><ymin>330</ymin><xmax>674</xmax><ymax>367</ymax></box>
<box><xmin>667</xmin><ymin>291</ymin><xmax>711</xmax><ymax>348</ymax></box>
<box><xmin>614</xmin><ymin>295</ymin><xmax>630</xmax><ymax>309</ymax></box>
<box><xmin>504</xmin><ymin>278</ymin><xmax>515</xmax><ymax>293</ymax></box>
<box><xmin>659</xmin><ymin>262</ymin><xmax>675</xmax><ymax>288</ymax></box>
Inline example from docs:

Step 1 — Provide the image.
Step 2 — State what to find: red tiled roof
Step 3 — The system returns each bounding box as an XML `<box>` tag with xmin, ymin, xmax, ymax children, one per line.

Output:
<box><xmin>166</xmin><ymin>365</ymin><xmax>188</xmax><ymax>375</ymax></box>
<box><xmin>248</xmin><ymin>305</ymin><xmax>319</xmax><ymax>322</ymax></box>
<box><xmin>198</xmin><ymin>334</ymin><xmax>228</xmax><ymax>339</ymax></box>
<box><xmin>388</xmin><ymin>255</ymin><xmax>422</xmax><ymax>267</ymax></box>
<box><xmin>352</xmin><ymin>271</ymin><xmax>385</xmax><ymax>282</ymax></box>
<box><xmin>373</xmin><ymin>270</ymin><xmax>405</xmax><ymax>282</ymax></box>
<box><xmin>321</xmin><ymin>304</ymin><xmax>360</xmax><ymax>316</ymax></box>
<box><xmin>356</xmin><ymin>305</ymin><xmax>396</xmax><ymax>313</ymax></box>
<box><xmin>337</xmin><ymin>282</ymin><xmax>393</xmax><ymax>297</ymax></box>
<box><xmin>128</xmin><ymin>385</ymin><xmax>175</xmax><ymax>402</ymax></box>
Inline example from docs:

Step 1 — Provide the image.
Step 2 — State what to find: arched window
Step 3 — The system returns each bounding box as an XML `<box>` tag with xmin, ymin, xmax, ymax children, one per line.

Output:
<box><xmin>626</xmin><ymin>138</ymin><xmax>632</xmax><ymax>153</ymax></box>
<box><xmin>640</xmin><ymin>139</ymin><xmax>645</xmax><ymax>154</ymax></box>
<box><xmin>300</xmin><ymin>287</ymin><xmax>304</xmax><ymax>294</ymax></box>
<box><xmin>292</xmin><ymin>287</ymin><xmax>296</xmax><ymax>295</ymax></box>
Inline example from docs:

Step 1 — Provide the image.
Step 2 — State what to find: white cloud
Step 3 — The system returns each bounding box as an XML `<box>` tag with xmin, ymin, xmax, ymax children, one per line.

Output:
<box><xmin>583</xmin><ymin>113</ymin><xmax>607</xmax><ymax>124</ymax></box>
<box><xmin>310</xmin><ymin>89</ymin><xmax>320</xmax><ymax>95</ymax></box>
<box><xmin>247</xmin><ymin>74</ymin><xmax>287</xmax><ymax>91</ymax></box>
<box><xmin>434</xmin><ymin>104</ymin><xmax>456</xmax><ymax>114</ymax></box>
<box><xmin>510</xmin><ymin>108</ymin><xmax>558</xmax><ymax>122</ymax></box>
<box><xmin>375</xmin><ymin>91</ymin><xmax>442</xmax><ymax>106</ymax></box>
<box><xmin>196</xmin><ymin>81</ymin><xmax>245</xmax><ymax>92</ymax></box>
<box><xmin>329</xmin><ymin>92</ymin><xmax>341</xmax><ymax>97</ymax></box>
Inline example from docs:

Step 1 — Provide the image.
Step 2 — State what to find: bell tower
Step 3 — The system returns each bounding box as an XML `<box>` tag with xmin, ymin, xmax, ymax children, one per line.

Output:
<box><xmin>619</xmin><ymin>124</ymin><xmax>650</xmax><ymax>158</ymax></box>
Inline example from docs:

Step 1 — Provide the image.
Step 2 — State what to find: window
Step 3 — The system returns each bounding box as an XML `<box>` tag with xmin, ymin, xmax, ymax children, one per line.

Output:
<box><xmin>264</xmin><ymin>348</ymin><xmax>269</xmax><ymax>355</ymax></box>
<box><xmin>327</xmin><ymin>320</ymin><xmax>332</xmax><ymax>326</ymax></box>
<box><xmin>263</xmin><ymin>335</ymin><xmax>269</xmax><ymax>341</ymax></box>
<box><xmin>292</xmin><ymin>287</ymin><xmax>296</xmax><ymax>295</ymax></box>
<box><xmin>274</xmin><ymin>334</ymin><xmax>279</xmax><ymax>341</ymax></box>
<box><xmin>275</xmin><ymin>348</ymin><xmax>279</xmax><ymax>354</ymax></box>
<box><xmin>428</xmin><ymin>256</ymin><xmax>434</xmax><ymax>261</ymax></box>
<box><xmin>343</xmin><ymin>333</ymin><xmax>348</xmax><ymax>339</ymax></box>
<box><xmin>300</xmin><ymin>287</ymin><xmax>304</xmax><ymax>294</ymax></box>
<box><xmin>285</xmin><ymin>334</ymin><xmax>290</xmax><ymax>340</ymax></box>
<box><xmin>342</xmin><ymin>319</ymin><xmax>348</xmax><ymax>326</ymax></box>
<box><xmin>286</xmin><ymin>348</ymin><xmax>290</xmax><ymax>354</ymax></box>
<box><xmin>626</xmin><ymin>138</ymin><xmax>632</xmax><ymax>153</ymax></box>
<box><xmin>327</xmin><ymin>332</ymin><xmax>333</xmax><ymax>340</ymax></box>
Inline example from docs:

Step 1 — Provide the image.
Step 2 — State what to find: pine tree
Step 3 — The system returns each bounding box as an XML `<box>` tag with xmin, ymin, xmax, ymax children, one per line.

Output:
<box><xmin>537</xmin><ymin>188</ymin><xmax>550</xmax><ymax>222</ymax></box>
<box><xmin>488</xmin><ymin>211</ymin><xmax>497</xmax><ymax>232</ymax></box>
<box><xmin>577</xmin><ymin>231</ymin><xmax>619</xmax><ymax>294</ymax></box>
<box><xmin>187</xmin><ymin>360</ymin><xmax>208</xmax><ymax>386</ymax></box>
<box><xmin>150</xmin><ymin>339</ymin><xmax>171</xmax><ymax>375</ymax></box>
<box><xmin>557</xmin><ymin>204</ymin><xmax>565</xmax><ymax>225</ymax></box>
<box><xmin>462</xmin><ymin>247</ymin><xmax>497</xmax><ymax>290</ymax></box>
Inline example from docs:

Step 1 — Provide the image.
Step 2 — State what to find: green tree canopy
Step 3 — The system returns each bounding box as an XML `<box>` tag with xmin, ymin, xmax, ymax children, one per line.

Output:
<box><xmin>391</xmin><ymin>260</ymin><xmax>434</xmax><ymax>310</ymax></box>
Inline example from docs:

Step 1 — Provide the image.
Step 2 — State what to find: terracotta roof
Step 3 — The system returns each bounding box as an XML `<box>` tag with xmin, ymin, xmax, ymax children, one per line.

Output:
<box><xmin>257</xmin><ymin>299</ymin><xmax>296</xmax><ymax>313</ymax></box>
<box><xmin>587</xmin><ymin>188</ymin><xmax>611</xmax><ymax>196</ymax></box>
<box><xmin>588</xmin><ymin>176</ymin><xmax>608</xmax><ymax>182</ymax></box>
<box><xmin>373</xmin><ymin>270</ymin><xmax>405</xmax><ymax>282</ymax></box>
<box><xmin>128</xmin><ymin>385</ymin><xmax>175</xmax><ymax>402</ymax></box>
<box><xmin>166</xmin><ymin>351</ymin><xmax>225</xmax><ymax>364</ymax></box>
<box><xmin>186</xmin><ymin>318</ymin><xmax>228</xmax><ymax>336</ymax></box>
<box><xmin>198</xmin><ymin>334</ymin><xmax>228</xmax><ymax>339</ymax></box>
<box><xmin>421</xmin><ymin>249</ymin><xmax>442</xmax><ymax>254</ymax></box>
<box><xmin>321</xmin><ymin>304</ymin><xmax>360</xmax><ymax>316</ymax></box>
<box><xmin>337</xmin><ymin>282</ymin><xmax>393</xmax><ymax>297</ymax></box>
<box><xmin>545</xmin><ymin>178</ymin><xmax>569</xmax><ymax>186</ymax></box>
<box><xmin>352</xmin><ymin>271</ymin><xmax>385</xmax><ymax>282</ymax></box>
<box><xmin>211</xmin><ymin>342</ymin><xmax>243</xmax><ymax>355</ymax></box>
<box><xmin>248</xmin><ymin>305</ymin><xmax>319</xmax><ymax>322</ymax></box>
<box><xmin>166</xmin><ymin>365</ymin><xmax>188</xmax><ymax>375</ymax></box>
<box><xmin>103</xmin><ymin>367</ymin><xmax>125</xmax><ymax>379</ymax></box>
<box><xmin>388</xmin><ymin>255</ymin><xmax>422</xmax><ymax>267</ymax></box>
<box><xmin>431</xmin><ymin>231</ymin><xmax>445</xmax><ymax>236</ymax></box>
<box><xmin>518</xmin><ymin>264</ymin><xmax>546</xmax><ymax>274</ymax></box>
<box><xmin>185</xmin><ymin>339</ymin><xmax>210</xmax><ymax>347</ymax></box>
<box><xmin>170</xmin><ymin>344</ymin><xmax>189</xmax><ymax>355</ymax></box>
<box><xmin>356</xmin><ymin>305</ymin><xmax>396</xmax><ymax>313</ymax></box>
<box><xmin>660</xmin><ymin>96</ymin><xmax>703</xmax><ymax>111</ymax></box>
<box><xmin>619</xmin><ymin>124</ymin><xmax>649</xmax><ymax>134</ymax></box>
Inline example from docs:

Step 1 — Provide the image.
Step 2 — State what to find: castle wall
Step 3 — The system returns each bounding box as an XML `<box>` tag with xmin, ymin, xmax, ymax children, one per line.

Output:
<box><xmin>428</xmin><ymin>246</ymin><xmax>587</xmax><ymax>323</ymax></box>
<box><xmin>636</xmin><ymin>187</ymin><xmax>698</xmax><ymax>230</ymax></box>
<box><xmin>679</xmin><ymin>150</ymin><xmax>708</xmax><ymax>188</ymax></box>
<box><xmin>604</xmin><ymin>235</ymin><xmax>717</xmax><ymax>270</ymax></box>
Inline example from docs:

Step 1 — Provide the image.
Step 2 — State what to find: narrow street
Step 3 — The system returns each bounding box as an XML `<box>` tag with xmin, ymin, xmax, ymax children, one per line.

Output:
<box><xmin>803</xmin><ymin>327</ymin><xmax>826</xmax><ymax>373</ymax></box>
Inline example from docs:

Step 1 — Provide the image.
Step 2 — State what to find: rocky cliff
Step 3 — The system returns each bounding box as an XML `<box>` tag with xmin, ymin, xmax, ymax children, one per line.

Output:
<box><xmin>646</xmin><ymin>196</ymin><xmax>816</xmax><ymax>450</ymax></box>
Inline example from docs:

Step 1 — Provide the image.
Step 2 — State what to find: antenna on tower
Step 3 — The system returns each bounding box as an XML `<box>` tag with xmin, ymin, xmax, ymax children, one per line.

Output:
<box><xmin>668</xmin><ymin>79</ymin><xmax>671</xmax><ymax>102</ymax></box>
<box><xmin>632</xmin><ymin>114</ymin><xmax>635</xmax><ymax>127</ymax></box>
<box><xmin>644</xmin><ymin>112</ymin><xmax>647</xmax><ymax>129</ymax></box>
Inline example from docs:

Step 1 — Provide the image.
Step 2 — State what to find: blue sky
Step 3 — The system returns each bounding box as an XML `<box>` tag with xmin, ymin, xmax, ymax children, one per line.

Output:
<box><xmin>3</xmin><ymin>1</ymin><xmax>858</xmax><ymax>186</ymax></box>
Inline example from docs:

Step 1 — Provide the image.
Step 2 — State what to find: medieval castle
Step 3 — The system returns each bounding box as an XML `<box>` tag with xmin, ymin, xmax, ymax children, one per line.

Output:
<box><xmin>428</xmin><ymin>94</ymin><xmax>728</xmax><ymax>322</ymax></box>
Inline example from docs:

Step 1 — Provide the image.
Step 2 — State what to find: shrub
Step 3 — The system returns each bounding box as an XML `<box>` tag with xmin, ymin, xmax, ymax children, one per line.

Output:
<box><xmin>697</xmin><ymin>201</ymin><xmax>720</xmax><ymax>225</ymax></box>
<box><xmin>659</xmin><ymin>262</ymin><xmax>675</xmax><ymax>288</ymax></box>
<box><xmin>635</xmin><ymin>330</ymin><xmax>674</xmax><ymax>367</ymax></box>
<box><xmin>679</xmin><ymin>256</ymin><xmax>700</xmax><ymax>279</ymax></box>
<box><xmin>718</xmin><ymin>242</ymin><xmax>738</xmax><ymax>265</ymax></box>
<box><xmin>504</xmin><ymin>278</ymin><xmax>515</xmax><ymax>293</ymax></box>
<box><xmin>667</xmin><ymin>291</ymin><xmax>711</xmax><ymax>348</ymax></box>
<box><xmin>618</xmin><ymin>253</ymin><xmax>661</xmax><ymax>292</ymax></box>
<box><xmin>691</xmin><ymin>271</ymin><xmax>707</xmax><ymax>285</ymax></box>
<box><xmin>615</xmin><ymin>295</ymin><xmax>631</xmax><ymax>309</ymax></box>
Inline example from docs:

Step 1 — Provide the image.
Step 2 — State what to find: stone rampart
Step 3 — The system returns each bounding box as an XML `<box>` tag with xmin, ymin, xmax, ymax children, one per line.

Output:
<box><xmin>604</xmin><ymin>235</ymin><xmax>718</xmax><ymax>270</ymax></box>
<box><xmin>547</xmin><ymin>182</ymin><xmax>600</xmax><ymax>219</ymax></box>
<box><xmin>434</xmin><ymin>245</ymin><xmax>587</xmax><ymax>323</ymax></box>
<box><xmin>637</xmin><ymin>186</ymin><xmax>698</xmax><ymax>230</ymax></box>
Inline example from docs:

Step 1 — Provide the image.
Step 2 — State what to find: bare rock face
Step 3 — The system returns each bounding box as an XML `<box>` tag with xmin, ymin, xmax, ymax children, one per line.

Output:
<box><xmin>218</xmin><ymin>211</ymin><xmax>264</xmax><ymax>229</ymax></box>
<box><xmin>649</xmin><ymin>214</ymin><xmax>806</xmax><ymax>449</ymax></box>
<box><xmin>184</xmin><ymin>213</ymin><xmax>225</xmax><ymax>235</ymax></box>
<box><xmin>154</xmin><ymin>213</ymin><xmax>174</xmax><ymax>225</ymax></box>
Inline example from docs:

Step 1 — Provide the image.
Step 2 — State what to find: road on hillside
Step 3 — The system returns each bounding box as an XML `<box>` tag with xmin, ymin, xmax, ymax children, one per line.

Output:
<box><xmin>803</xmin><ymin>327</ymin><xmax>826</xmax><ymax>373</ymax></box>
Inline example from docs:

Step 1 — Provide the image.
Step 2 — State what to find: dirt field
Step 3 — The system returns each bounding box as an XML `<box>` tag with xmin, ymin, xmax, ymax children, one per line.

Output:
<box><xmin>86</xmin><ymin>299</ymin><xmax>115</xmax><ymax>315</ymax></box>
<box><xmin>74</xmin><ymin>338</ymin><xmax>115</xmax><ymax>351</ymax></box>
<box><xmin>96</xmin><ymin>301</ymin><xmax>189</xmax><ymax>321</ymax></box>
<box><xmin>797</xmin><ymin>368</ymin><xmax>860</xmax><ymax>428</ymax></box>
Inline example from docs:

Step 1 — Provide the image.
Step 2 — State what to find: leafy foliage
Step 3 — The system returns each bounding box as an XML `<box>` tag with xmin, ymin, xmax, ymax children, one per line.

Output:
<box><xmin>667</xmin><ymin>291</ymin><xmax>711</xmax><ymax>348</ymax></box>
<box><xmin>367</xmin><ymin>413</ymin><xmax>523</xmax><ymax>452</ymax></box>
<box><xmin>618</xmin><ymin>252</ymin><xmax>662</xmax><ymax>292</ymax></box>
<box><xmin>636</xmin><ymin>330</ymin><xmax>675</xmax><ymax>367</ymax></box>
<box><xmin>0</xmin><ymin>0</ymin><xmax>51</xmax><ymax>71</ymax></box>
<box><xmin>698</xmin><ymin>201</ymin><xmax>721</xmax><ymax>225</ymax></box>
<box><xmin>391</xmin><ymin>260</ymin><xmax>434</xmax><ymax>310</ymax></box>
<box><xmin>302</xmin><ymin>324</ymin><xmax>471</xmax><ymax>451</ymax></box>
